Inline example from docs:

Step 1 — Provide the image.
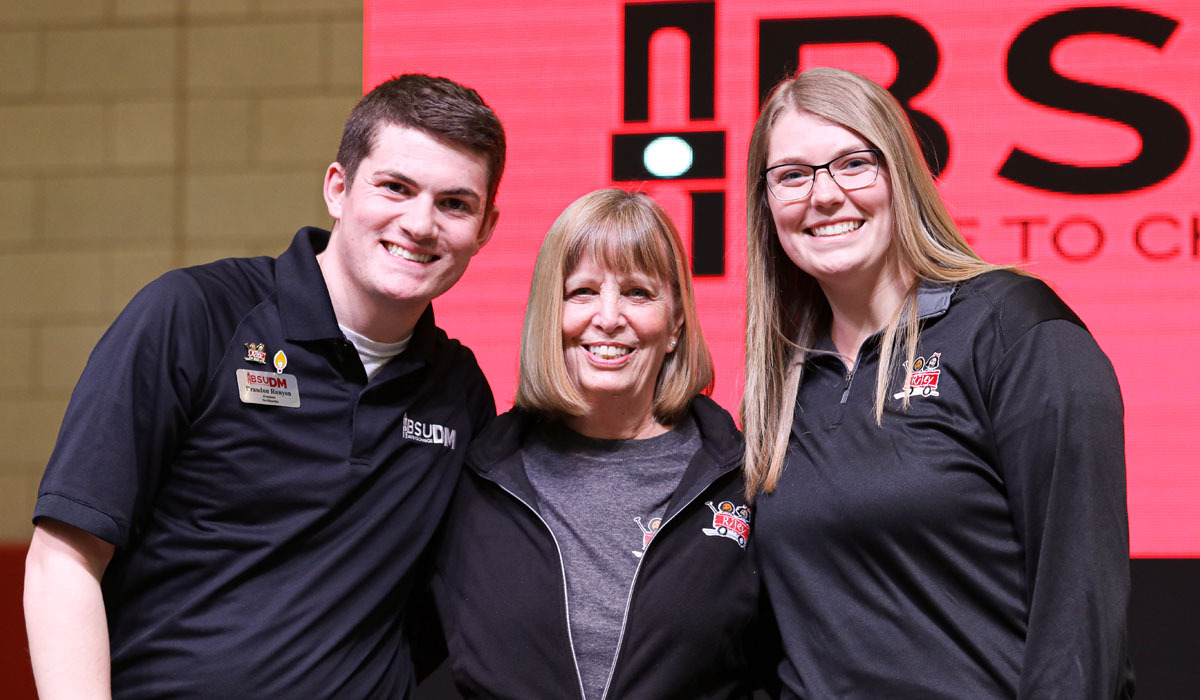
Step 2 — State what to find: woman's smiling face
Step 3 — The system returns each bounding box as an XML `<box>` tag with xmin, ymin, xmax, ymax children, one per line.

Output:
<box><xmin>560</xmin><ymin>253</ymin><xmax>680</xmax><ymax>414</ymax></box>
<box><xmin>766</xmin><ymin>109</ymin><xmax>894</xmax><ymax>289</ymax></box>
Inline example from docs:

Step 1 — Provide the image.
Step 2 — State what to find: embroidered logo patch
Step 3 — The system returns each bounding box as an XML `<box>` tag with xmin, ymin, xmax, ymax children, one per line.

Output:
<box><xmin>894</xmin><ymin>352</ymin><xmax>942</xmax><ymax>399</ymax></box>
<box><xmin>401</xmin><ymin>413</ymin><xmax>457</xmax><ymax>449</ymax></box>
<box><xmin>702</xmin><ymin>501</ymin><xmax>751</xmax><ymax>548</ymax></box>
<box><xmin>632</xmin><ymin>516</ymin><xmax>661</xmax><ymax>559</ymax></box>
<box><xmin>243</xmin><ymin>342</ymin><xmax>267</xmax><ymax>364</ymax></box>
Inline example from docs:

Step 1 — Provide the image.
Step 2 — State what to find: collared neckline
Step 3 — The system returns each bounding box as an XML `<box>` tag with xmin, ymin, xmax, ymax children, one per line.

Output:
<box><xmin>274</xmin><ymin>226</ymin><xmax>439</xmax><ymax>369</ymax></box>
<box><xmin>276</xmin><ymin>227</ymin><xmax>344</xmax><ymax>343</ymax></box>
<box><xmin>810</xmin><ymin>278</ymin><xmax>957</xmax><ymax>357</ymax></box>
<box><xmin>915</xmin><ymin>277</ymin><xmax>955</xmax><ymax>319</ymax></box>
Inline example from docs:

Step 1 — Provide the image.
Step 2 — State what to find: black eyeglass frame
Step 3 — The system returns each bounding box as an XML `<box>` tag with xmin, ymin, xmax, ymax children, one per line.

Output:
<box><xmin>760</xmin><ymin>148</ymin><xmax>885</xmax><ymax>202</ymax></box>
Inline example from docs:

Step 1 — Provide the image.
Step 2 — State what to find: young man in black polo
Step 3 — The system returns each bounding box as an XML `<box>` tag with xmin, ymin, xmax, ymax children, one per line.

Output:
<box><xmin>24</xmin><ymin>74</ymin><xmax>504</xmax><ymax>699</ymax></box>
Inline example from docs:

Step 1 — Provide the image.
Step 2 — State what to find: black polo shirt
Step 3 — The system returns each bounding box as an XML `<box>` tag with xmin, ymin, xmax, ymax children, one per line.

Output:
<box><xmin>35</xmin><ymin>227</ymin><xmax>495</xmax><ymax>699</ymax></box>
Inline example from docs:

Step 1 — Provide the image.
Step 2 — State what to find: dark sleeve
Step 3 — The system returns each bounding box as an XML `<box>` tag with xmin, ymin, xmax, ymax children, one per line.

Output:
<box><xmin>986</xmin><ymin>319</ymin><xmax>1133</xmax><ymax>699</ymax></box>
<box><xmin>406</xmin><ymin>553</ymin><xmax>449</xmax><ymax>683</ymax></box>
<box><xmin>33</xmin><ymin>270</ymin><xmax>211</xmax><ymax>546</ymax></box>
<box><xmin>462</xmin><ymin>348</ymin><xmax>497</xmax><ymax>435</ymax></box>
<box><xmin>410</xmin><ymin>348</ymin><xmax>492</xmax><ymax>683</ymax></box>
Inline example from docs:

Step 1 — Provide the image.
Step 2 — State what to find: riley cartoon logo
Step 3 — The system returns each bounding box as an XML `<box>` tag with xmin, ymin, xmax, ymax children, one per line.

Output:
<box><xmin>893</xmin><ymin>352</ymin><xmax>942</xmax><ymax>399</ymax></box>
<box><xmin>401</xmin><ymin>414</ymin><xmax>457</xmax><ymax>449</ymax></box>
<box><xmin>632</xmin><ymin>516</ymin><xmax>662</xmax><ymax>559</ymax></box>
<box><xmin>243</xmin><ymin>342</ymin><xmax>267</xmax><ymax>365</ymax></box>
<box><xmin>702</xmin><ymin>501</ymin><xmax>751</xmax><ymax>549</ymax></box>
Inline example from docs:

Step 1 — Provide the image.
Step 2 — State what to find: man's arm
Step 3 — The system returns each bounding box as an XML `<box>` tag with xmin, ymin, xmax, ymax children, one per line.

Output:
<box><xmin>24</xmin><ymin>518</ymin><xmax>116</xmax><ymax>700</ymax></box>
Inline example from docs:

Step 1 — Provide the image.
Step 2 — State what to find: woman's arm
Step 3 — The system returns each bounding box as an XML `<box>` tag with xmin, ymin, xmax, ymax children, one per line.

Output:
<box><xmin>988</xmin><ymin>319</ymin><xmax>1133</xmax><ymax>699</ymax></box>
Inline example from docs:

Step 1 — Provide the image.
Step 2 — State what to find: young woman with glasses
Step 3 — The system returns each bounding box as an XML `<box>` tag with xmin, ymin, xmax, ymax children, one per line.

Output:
<box><xmin>742</xmin><ymin>67</ymin><xmax>1133</xmax><ymax>699</ymax></box>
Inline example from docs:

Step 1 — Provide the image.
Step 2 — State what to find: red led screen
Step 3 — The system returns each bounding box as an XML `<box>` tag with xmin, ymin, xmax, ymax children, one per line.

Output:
<box><xmin>365</xmin><ymin>0</ymin><xmax>1200</xmax><ymax>556</ymax></box>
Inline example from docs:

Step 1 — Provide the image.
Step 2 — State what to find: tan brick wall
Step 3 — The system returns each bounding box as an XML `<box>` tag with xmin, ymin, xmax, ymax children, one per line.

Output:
<box><xmin>0</xmin><ymin>0</ymin><xmax>363</xmax><ymax>540</ymax></box>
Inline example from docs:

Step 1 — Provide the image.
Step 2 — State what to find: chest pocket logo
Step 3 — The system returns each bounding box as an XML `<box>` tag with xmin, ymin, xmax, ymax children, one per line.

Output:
<box><xmin>702</xmin><ymin>501</ymin><xmax>751</xmax><ymax>549</ymax></box>
<box><xmin>894</xmin><ymin>352</ymin><xmax>943</xmax><ymax>400</ymax></box>
<box><xmin>401</xmin><ymin>413</ymin><xmax>457</xmax><ymax>449</ymax></box>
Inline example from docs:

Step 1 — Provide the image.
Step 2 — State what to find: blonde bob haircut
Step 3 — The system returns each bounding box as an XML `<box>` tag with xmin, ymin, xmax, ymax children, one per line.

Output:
<box><xmin>515</xmin><ymin>189</ymin><xmax>714</xmax><ymax>425</ymax></box>
<box><xmin>742</xmin><ymin>68</ymin><xmax>1000</xmax><ymax>501</ymax></box>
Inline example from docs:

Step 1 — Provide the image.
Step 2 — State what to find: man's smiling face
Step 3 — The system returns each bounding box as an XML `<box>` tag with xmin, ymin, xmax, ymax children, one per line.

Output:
<box><xmin>321</xmin><ymin>123</ymin><xmax>498</xmax><ymax>337</ymax></box>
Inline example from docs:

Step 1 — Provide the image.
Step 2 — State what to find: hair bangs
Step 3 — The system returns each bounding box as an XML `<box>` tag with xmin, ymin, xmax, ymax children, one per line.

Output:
<box><xmin>563</xmin><ymin>205</ymin><xmax>678</xmax><ymax>295</ymax></box>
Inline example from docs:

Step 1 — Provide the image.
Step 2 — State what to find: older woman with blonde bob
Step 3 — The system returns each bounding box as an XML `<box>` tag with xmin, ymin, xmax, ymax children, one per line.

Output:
<box><xmin>743</xmin><ymin>68</ymin><xmax>1133</xmax><ymax>699</ymax></box>
<box><xmin>430</xmin><ymin>189</ymin><xmax>768</xmax><ymax>699</ymax></box>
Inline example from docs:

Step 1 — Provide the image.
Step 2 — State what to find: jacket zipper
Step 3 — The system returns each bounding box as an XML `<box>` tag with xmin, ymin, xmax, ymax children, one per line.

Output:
<box><xmin>840</xmin><ymin>366</ymin><xmax>855</xmax><ymax>404</ymax></box>
<box><xmin>490</xmin><ymin>480</ymin><xmax>589</xmax><ymax>700</ymax></box>
<box><xmin>840</xmin><ymin>345</ymin><xmax>866</xmax><ymax>405</ymax></box>
<box><xmin>598</xmin><ymin>460</ymin><xmax>741</xmax><ymax>700</ymax></box>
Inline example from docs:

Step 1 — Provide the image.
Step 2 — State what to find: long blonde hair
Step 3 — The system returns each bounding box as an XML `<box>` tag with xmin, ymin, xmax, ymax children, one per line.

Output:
<box><xmin>742</xmin><ymin>68</ymin><xmax>1000</xmax><ymax>501</ymax></box>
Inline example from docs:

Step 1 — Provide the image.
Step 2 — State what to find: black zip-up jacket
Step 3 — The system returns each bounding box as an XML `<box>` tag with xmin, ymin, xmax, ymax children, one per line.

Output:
<box><xmin>429</xmin><ymin>395</ymin><xmax>772</xmax><ymax>699</ymax></box>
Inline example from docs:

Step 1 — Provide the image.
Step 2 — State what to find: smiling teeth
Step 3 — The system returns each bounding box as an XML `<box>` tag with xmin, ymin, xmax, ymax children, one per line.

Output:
<box><xmin>809</xmin><ymin>221</ymin><xmax>863</xmax><ymax>237</ymax></box>
<box><xmin>385</xmin><ymin>243</ymin><xmax>434</xmax><ymax>263</ymax></box>
<box><xmin>588</xmin><ymin>345</ymin><xmax>631</xmax><ymax>359</ymax></box>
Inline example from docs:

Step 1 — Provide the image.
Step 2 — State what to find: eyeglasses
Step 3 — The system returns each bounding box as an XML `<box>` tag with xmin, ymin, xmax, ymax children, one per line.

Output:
<box><xmin>761</xmin><ymin>149</ymin><xmax>883</xmax><ymax>202</ymax></box>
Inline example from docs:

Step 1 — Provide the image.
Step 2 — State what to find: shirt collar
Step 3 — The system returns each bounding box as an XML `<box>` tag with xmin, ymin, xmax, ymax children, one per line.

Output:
<box><xmin>915</xmin><ymin>277</ymin><xmax>955</xmax><ymax>319</ymax></box>
<box><xmin>275</xmin><ymin>226</ymin><xmax>441</xmax><ymax>369</ymax></box>
<box><xmin>810</xmin><ymin>278</ymin><xmax>957</xmax><ymax>354</ymax></box>
<box><xmin>276</xmin><ymin>227</ymin><xmax>343</xmax><ymax>342</ymax></box>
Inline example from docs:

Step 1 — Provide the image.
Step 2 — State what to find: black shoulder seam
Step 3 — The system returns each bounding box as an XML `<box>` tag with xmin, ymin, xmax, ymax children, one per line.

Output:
<box><xmin>971</xmin><ymin>273</ymin><xmax>1084</xmax><ymax>355</ymax></box>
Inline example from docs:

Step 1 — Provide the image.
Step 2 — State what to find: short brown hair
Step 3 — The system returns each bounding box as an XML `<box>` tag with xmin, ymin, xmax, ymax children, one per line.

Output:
<box><xmin>515</xmin><ymin>189</ymin><xmax>713</xmax><ymax>425</ymax></box>
<box><xmin>336</xmin><ymin>74</ymin><xmax>506</xmax><ymax>206</ymax></box>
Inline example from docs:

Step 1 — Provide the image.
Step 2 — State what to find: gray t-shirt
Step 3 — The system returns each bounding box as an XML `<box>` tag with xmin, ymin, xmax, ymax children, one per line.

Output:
<box><xmin>524</xmin><ymin>415</ymin><xmax>701</xmax><ymax>700</ymax></box>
